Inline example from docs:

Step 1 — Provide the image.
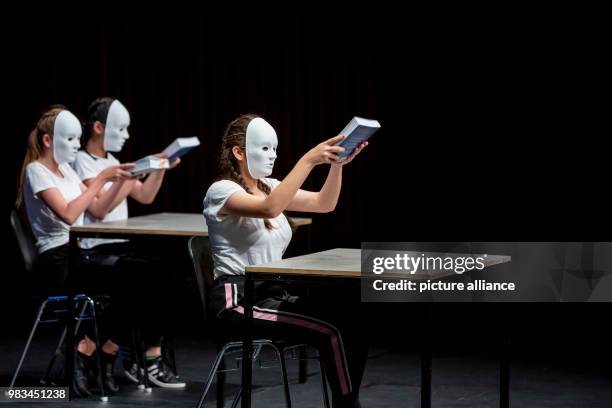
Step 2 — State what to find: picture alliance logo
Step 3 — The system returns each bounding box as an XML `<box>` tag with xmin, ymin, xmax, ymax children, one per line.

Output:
<box><xmin>371</xmin><ymin>253</ymin><xmax>488</xmax><ymax>275</ymax></box>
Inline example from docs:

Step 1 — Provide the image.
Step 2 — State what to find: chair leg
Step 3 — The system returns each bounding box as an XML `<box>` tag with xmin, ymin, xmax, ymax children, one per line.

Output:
<box><xmin>319</xmin><ymin>356</ymin><xmax>330</xmax><ymax>408</ymax></box>
<box><xmin>270</xmin><ymin>344</ymin><xmax>292</xmax><ymax>408</ymax></box>
<box><xmin>86</xmin><ymin>297</ymin><xmax>108</xmax><ymax>402</ymax></box>
<box><xmin>131</xmin><ymin>331</ymin><xmax>144</xmax><ymax>389</ymax></box>
<box><xmin>201</xmin><ymin>341</ymin><xmax>296</xmax><ymax>408</ymax></box>
<box><xmin>41</xmin><ymin>299</ymin><xmax>89</xmax><ymax>385</ymax></box>
<box><xmin>197</xmin><ymin>343</ymin><xmax>233</xmax><ymax>408</ymax></box>
<box><xmin>164</xmin><ymin>336</ymin><xmax>178</xmax><ymax>375</ymax></box>
<box><xmin>216</xmin><ymin>356</ymin><xmax>226</xmax><ymax>408</ymax></box>
<box><xmin>229</xmin><ymin>385</ymin><xmax>241</xmax><ymax>408</ymax></box>
<box><xmin>40</xmin><ymin>325</ymin><xmax>66</xmax><ymax>386</ymax></box>
<box><xmin>133</xmin><ymin>326</ymin><xmax>151</xmax><ymax>392</ymax></box>
<box><xmin>9</xmin><ymin>299</ymin><xmax>49</xmax><ymax>388</ymax></box>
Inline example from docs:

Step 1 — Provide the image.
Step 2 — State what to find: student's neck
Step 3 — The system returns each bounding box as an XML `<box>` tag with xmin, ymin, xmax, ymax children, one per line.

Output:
<box><xmin>241</xmin><ymin>174</ymin><xmax>258</xmax><ymax>192</ymax></box>
<box><xmin>39</xmin><ymin>155</ymin><xmax>61</xmax><ymax>176</ymax></box>
<box><xmin>86</xmin><ymin>138</ymin><xmax>106</xmax><ymax>158</ymax></box>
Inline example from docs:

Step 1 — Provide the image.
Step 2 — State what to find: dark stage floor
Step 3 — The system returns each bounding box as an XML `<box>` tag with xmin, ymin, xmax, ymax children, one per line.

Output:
<box><xmin>2</xmin><ymin>325</ymin><xmax>611</xmax><ymax>407</ymax></box>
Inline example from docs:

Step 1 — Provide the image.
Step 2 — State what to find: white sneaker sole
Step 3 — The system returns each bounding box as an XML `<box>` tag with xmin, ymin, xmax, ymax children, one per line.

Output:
<box><xmin>147</xmin><ymin>374</ymin><xmax>187</xmax><ymax>389</ymax></box>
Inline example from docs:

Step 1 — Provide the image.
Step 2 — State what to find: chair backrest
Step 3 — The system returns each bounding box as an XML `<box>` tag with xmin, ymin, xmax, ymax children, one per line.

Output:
<box><xmin>10</xmin><ymin>208</ymin><xmax>38</xmax><ymax>273</ymax></box>
<box><xmin>187</xmin><ymin>236</ymin><xmax>215</xmax><ymax>320</ymax></box>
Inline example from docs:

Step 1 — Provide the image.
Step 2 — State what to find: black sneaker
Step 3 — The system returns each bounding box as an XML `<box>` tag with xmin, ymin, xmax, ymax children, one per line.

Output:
<box><xmin>146</xmin><ymin>356</ymin><xmax>186</xmax><ymax>388</ymax></box>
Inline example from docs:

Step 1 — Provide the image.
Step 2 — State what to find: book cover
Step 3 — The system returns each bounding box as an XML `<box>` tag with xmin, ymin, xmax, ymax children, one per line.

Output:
<box><xmin>162</xmin><ymin>137</ymin><xmax>201</xmax><ymax>161</ymax></box>
<box><xmin>131</xmin><ymin>156</ymin><xmax>170</xmax><ymax>175</ymax></box>
<box><xmin>337</xmin><ymin>117</ymin><xmax>380</xmax><ymax>158</ymax></box>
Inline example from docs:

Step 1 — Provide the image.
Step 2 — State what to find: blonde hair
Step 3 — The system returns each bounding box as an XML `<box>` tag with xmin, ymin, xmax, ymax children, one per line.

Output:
<box><xmin>16</xmin><ymin>105</ymin><xmax>66</xmax><ymax>208</ymax></box>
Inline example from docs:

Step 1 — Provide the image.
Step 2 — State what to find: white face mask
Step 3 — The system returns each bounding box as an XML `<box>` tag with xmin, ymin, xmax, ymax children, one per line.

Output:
<box><xmin>104</xmin><ymin>100</ymin><xmax>130</xmax><ymax>152</ymax></box>
<box><xmin>245</xmin><ymin>118</ymin><xmax>278</xmax><ymax>179</ymax></box>
<box><xmin>53</xmin><ymin>110</ymin><xmax>82</xmax><ymax>164</ymax></box>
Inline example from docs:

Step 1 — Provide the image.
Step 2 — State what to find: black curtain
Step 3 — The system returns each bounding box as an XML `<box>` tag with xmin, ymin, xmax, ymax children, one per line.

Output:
<box><xmin>4</xmin><ymin>13</ymin><xmax>609</xmax><ymax>277</ymax></box>
<box><xmin>2</xmin><ymin>9</ymin><xmax>610</xmax><ymax>361</ymax></box>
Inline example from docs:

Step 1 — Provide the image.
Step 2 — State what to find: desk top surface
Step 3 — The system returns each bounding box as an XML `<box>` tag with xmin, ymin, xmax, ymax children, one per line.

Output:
<box><xmin>71</xmin><ymin>212</ymin><xmax>312</xmax><ymax>237</ymax></box>
<box><xmin>246</xmin><ymin>248</ymin><xmax>511</xmax><ymax>279</ymax></box>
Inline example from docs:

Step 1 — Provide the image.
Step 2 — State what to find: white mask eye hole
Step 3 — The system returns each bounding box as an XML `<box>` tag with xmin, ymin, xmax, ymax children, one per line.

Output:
<box><xmin>67</xmin><ymin>137</ymin><xmax>74</xmax><ymax>142</ymax></box>
<box><xmin>262</xmin><ymin>146</ymin><xmax>269</xmax><ymax>151</ymax></box>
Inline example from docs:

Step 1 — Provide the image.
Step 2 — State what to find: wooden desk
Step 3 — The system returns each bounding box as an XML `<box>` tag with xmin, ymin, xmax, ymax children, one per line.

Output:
<box><xmin>247</xmin><ymin>248</ymin><xmax>361</xmax><ymax>277</ymax></box>
<box><xmin>247</xmin><ymin>248</ymin><xmax>510</xmax><ymax>279</ymax></box>
<box><xmin>70</xmin><ymin>212</ymin><xmax>312</xmax><ymax>239</ymax></box>
<box><xmin>241</xmin><ymin>248</ymin><xmax>511</xmax><ymax>408</ymax></box>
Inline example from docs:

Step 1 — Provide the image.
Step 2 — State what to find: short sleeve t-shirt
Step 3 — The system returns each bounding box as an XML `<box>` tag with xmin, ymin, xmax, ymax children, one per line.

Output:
<box><xmin>203</xmin><ymin>178</ymin><xmax>292</xmax><ymax>279</ymax></box>
<box><xmin>72</xmin><ymin>150</ymin><xmax>128</xmax><ymax>249</ymax></box>
<box><xmin>24</xmin><ymin>161</ymin><xmax>84</xmax><ymax>253</ymax></box>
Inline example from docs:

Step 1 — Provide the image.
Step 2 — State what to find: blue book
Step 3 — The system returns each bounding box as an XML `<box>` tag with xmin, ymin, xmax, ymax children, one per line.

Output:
<box><xmin>162</xmin><ymin>137</ymin><xmax>201</xmax><ymax>161</ymax></box>
<box><xmin>336</xmin><ymin>117</ymin><xmax>380</xmax><ymax>158</ymax></box>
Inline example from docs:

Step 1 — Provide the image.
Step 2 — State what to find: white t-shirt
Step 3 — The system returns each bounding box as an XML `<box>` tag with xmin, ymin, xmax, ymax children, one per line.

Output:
<box><xmin>24</xmin><ymin>161</ymin><xmax>84</xmax><ymax>254</ymax></box>
<box><xmin>203</xmin><ymin>178</ymin><xmax>292</xmax><ymax>279</ymax></box>
<box><xmin>72</xmin><ymin>150</ymin><xmax>128</xmax><ymax>249</ymax></box>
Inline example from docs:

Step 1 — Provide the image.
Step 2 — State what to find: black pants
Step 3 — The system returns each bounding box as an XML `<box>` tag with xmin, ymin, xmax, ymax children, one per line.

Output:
<box><xmin>81</xmin><ymin>242</ymin><xmax>170</xmax><ymax>348</ymax></box>
<box><xmin>34</xmin><ymin>244</ymin><xmax>73</xmax><ymax>294</ymax></box>
<box><xmin>210</xmin><ymin>279</ymin><xmax>369</xmax><ymax>408</ymax></box>
<box><xmin>34</xmin><ymin>242</ymin><xmax>168</xmax><ymax>347</ymax></box>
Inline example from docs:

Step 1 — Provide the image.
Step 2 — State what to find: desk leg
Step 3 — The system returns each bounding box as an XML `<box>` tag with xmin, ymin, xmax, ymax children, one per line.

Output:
<box><xmin>298</xmin><ymin>346</ymin><xmax>308</xmax><ymax>384</ymax></box>
<box><xmin>500</xmin><ymin>337</ymin><xmax>510</xmax><ymax>408</ymax></box>
<box><xmin>65</xmin><ymin>233</ymin><xmax>78</xmax><ymax>400</ymax></box>
<box><xmin>306</xmin><ymin>224</ymin><xmax>312</xmax><ymax>253</ymax></box>
<box><xmin>421</xmin><ymin>305</ymin><xmax>432</xmax><ymax>408</ymax></box>
<box><xmin>298</xmin><ymin>224</ymin><xmax>313</xmax><ymax>384</ymax></box>
<box><xmin>241</xmin><ymin>278</ymin><xmax>254</xmax><ymax>408</ymax></box>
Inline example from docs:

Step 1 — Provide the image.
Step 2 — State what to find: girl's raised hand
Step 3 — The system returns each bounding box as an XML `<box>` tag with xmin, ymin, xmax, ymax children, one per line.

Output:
<box><xmin>304</xmin><ymin>134</ymin><xmax>347</xmax><ymax>166</ymax></box>
<box><xmin>332</xmin><ymin>141</ymin><xmax>368</xmax><ymax>167</ymax></box>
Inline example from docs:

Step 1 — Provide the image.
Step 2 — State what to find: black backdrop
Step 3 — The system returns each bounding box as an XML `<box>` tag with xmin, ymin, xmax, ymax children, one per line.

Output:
<box><xmin>3</xmin><ymin>12</ymin><xmax>610</xmax><ymax>359</ymax></box>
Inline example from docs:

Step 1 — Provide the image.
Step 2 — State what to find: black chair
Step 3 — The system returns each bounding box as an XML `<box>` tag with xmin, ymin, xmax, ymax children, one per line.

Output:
<box><xmin>188</xmin><ymin>236</ymin><xmax>330</xmax><ymax>408</ymax></box>
<box><xmin>10</xmin><ymin>208</ymin><xmax>37</xmax><ymax>272</ymax></box>
<box><xmin>8</xmin><ymin>209</ymin><xmax>111</xmax><ymax>401</ymax></box>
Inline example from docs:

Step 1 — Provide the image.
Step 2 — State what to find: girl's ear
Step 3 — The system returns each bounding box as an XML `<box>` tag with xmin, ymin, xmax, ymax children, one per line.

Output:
<box><xmin>42</xmin><ymin>133</ymin><xmax>52</xmax><ymax>148</ymax></box>
<box><xmin>231</xmin><ymin>146</ymin><xmax>244</xmax><ymax>162</ymax></box>
<box><xmin>93</xmin><ymin>121</ymin><xmax>105</xmax><ymax>135</ymax></box>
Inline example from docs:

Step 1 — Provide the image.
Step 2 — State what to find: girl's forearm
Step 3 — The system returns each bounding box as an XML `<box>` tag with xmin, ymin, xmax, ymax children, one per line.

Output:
<box><xmin>264</xmin><ymin>156</ymin><xmax>315</xmax><ymax>217</ymax></box>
